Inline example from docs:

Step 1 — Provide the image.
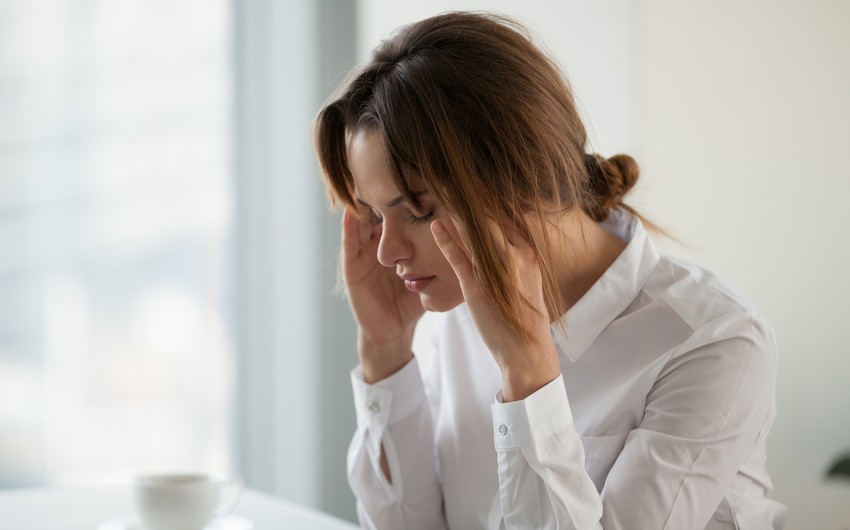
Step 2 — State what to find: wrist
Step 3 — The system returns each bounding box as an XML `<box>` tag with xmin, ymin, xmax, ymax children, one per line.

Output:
<box><xmin>358</xmin><ymin>331</ymin><xmax>414</xmax><ymax>384</ymax></box>
<box><xmin>500</xmin><ymin>347</ymin><xmax>561</xmax><ymax>402</ymax></box>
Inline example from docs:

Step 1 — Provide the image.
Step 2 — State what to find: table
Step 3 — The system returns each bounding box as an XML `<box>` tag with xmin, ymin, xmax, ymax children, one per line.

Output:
<box><xmin>0</xmin><ymin>485</ymin><xmax>360</xmax><ymax>530</ymax></box>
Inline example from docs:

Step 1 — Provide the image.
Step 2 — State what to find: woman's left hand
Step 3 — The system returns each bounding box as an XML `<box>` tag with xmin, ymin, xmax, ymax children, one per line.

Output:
<box><xmin>431</xmin><ymin>217</ymin><xmax>561</xmax><ymax>402</ymax></box>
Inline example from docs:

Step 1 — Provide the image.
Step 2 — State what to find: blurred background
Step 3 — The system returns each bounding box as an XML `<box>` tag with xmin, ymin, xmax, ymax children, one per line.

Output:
<box><xmin>0</xmin><ymin>0</ymin><xmax>847</xmax><ymax>528</ymax></box>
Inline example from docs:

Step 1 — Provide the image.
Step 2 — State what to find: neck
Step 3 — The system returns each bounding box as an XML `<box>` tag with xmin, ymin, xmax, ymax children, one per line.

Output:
<box><xmin>539</xmin><ymin>209</ymin><xmax>627</xmax><ymax>318</ymax></box>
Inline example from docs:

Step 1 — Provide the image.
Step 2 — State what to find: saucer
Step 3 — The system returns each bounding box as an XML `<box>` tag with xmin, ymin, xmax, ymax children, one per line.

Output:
<box><xmin>97</xmin><ymin>515</ymin><xmax>254</xmax><ymax>530</ymax></box>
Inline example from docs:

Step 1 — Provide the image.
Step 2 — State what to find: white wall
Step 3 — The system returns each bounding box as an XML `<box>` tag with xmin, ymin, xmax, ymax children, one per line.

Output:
<box><xmin>358</xmin><ymin>0</ymin><xmax>639</xmax><ymax>154</ymax></box>
<box><xmin>356</xmin><ymin>1</ymin><xmax>850</xmax><ymax>528</ymax></box>
<box><xmin>640</xmin><ymin>2</ymin><xmax>850</xmax><ymax>528</ymax></box>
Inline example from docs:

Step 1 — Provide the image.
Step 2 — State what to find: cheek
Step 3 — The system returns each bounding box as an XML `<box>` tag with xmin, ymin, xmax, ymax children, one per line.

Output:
<box><xmin>428</xmin><ymin>241</ymin><xmax>462</xmax><ymax>293</ymax></box>
<box><xmin>417</xmin><ymin>229</ymin><xmax>452</xmax><ymax>270</ymax></box>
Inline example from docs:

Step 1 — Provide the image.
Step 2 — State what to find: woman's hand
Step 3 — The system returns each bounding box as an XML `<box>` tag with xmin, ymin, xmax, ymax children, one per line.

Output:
<box><xmin>431</xmin><ymin>217</ymin><xmax>561</xmax><ymax>402</ymax></box>
<box><xmin>341</xmin><ymin>206</ymin><xmax>426</xmax><ymax>383</ymax></box>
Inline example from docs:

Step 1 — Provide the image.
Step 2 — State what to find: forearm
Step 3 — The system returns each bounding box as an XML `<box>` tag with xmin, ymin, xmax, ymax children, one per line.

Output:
<box><xmin>492</xmin><ymin>375</ymin><xmax>603</xmax><ymax>530</ymax></box>
<box><xmin>358</xmin><ymin>330</ymin><xmax>415</xmax><ymax>384</ymax></box>
<box><xmin>349</xmin><ymin>359</ymin><xmax>446</xmax><ymax>529</ymax></box>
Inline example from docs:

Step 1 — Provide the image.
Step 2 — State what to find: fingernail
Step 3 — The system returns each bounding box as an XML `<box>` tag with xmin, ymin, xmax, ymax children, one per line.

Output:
<box><xmin>431</xmin><ymin>220</ymin><xmax>444</xmax><ymax>234</ymax></box>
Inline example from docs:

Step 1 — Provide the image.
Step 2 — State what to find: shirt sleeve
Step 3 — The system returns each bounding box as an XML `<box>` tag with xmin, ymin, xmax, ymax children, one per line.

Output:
<box><xmin>491</xmin><ymin>376</ymin><xmax>603</xmax><ymax>530</ymax></box>
<box><xmin>489</xmin><ymin>313</ymin><xmax>779</xmax><ymax>530</ymax></box>
<box><xmin>348</xmin><ymin>358</ymin><xmax>447</xmax><ymax>530</ymax></box>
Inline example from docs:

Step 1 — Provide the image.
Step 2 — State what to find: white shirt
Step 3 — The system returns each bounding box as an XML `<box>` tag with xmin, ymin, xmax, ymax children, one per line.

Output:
<box><xmin>347</xmin><ymin>210</ymin><xmax>786</xmax><ymax>529</ymax></box>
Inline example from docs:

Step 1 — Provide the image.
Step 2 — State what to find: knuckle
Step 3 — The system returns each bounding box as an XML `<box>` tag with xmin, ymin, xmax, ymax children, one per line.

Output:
<box><xmin>446</xmin><ymin>249</ymin><xmax>469</xmax><ymax>270</ymax></box>
<box><xmin>446</xmin><ymin>248</ymin><xmax>465</xmax><ymax>264</ymax></box>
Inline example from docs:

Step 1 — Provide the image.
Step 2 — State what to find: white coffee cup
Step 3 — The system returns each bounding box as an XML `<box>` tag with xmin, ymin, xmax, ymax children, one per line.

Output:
<box><xmin>134</xmin><ymin>473</ymin><xmax>243</xmax><ymax>530</ymax></box>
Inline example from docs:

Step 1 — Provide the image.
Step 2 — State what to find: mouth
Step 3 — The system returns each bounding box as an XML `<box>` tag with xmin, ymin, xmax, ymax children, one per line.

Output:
<box><xmin>399</xmin><ymin>275</ymin><xmax>436</xmax><ymax>293</ymax></box>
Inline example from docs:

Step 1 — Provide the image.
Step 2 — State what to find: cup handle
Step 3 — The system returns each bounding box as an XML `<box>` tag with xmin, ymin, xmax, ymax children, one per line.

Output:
<box><xmin>213</xmin><ymin>477</ymin><xmax>244</xmax><ymax>517</ymax></box>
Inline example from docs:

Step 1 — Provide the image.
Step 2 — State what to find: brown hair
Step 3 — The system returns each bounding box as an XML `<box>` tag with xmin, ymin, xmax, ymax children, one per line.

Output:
<box><xmin>314</xmin><ymin>11</ymin><xmax>641</xmax><ymax>342</ymax></box>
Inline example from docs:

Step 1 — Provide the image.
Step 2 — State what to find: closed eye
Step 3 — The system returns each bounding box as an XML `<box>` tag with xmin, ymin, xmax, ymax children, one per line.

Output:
<box><xmin>409</xmin><ymin>211</ymin><xmax>435</xmax><ymax>225</ymax></box>
<box><xmin>370</xmin><ymin>209</ymin><xmax>435</xmax><ymax>226</ymax></box>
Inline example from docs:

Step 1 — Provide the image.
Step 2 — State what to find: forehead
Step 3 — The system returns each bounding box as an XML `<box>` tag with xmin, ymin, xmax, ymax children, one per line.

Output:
<box><xmin>347</xmin><ymin>129</ymin><xmax>428</xmax><ymax>204</ymax></box>
<box><xmin>346</xmin><ymin>129</ymin><xmax>397</xmax><ymax>198</ymax></box>
<box><xmin>346</xmin><ymin>129</ymin><xmax>390</xmax><ymax>174</ymax></box>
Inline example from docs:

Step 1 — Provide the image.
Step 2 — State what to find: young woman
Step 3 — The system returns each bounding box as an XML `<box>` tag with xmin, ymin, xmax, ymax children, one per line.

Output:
<box><xmin>313</xmin><ymin>11</ymin><xmax>785</xmax><ymax>530</ymax></box>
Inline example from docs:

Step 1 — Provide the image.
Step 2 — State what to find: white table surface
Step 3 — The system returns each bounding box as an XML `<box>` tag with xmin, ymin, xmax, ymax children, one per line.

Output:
<box><xmin>0</xmin><ymin>485</ymin><xmax>360</xmax><ymax>530</ymax></box>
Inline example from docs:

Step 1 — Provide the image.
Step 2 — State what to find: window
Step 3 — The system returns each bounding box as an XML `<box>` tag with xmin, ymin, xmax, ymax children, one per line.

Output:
<box><xmin>0</xmin><ymin>0</ymin><xmax>234</xmax><ymax>486</ymax></box>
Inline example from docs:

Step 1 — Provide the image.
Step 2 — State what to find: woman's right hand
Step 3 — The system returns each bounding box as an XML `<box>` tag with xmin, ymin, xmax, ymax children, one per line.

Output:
<box><xmin>341</xmin><ymin>206</ymin><xmax>425</xmax><ymax>382</ymax></box>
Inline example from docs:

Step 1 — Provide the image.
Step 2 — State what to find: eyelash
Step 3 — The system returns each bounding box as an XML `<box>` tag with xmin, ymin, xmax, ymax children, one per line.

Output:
<box><xmin>371</xmin><ymin>211</ymin><xmax>435</xmax><ymax>226</ymax></box>
<box><xmin>409</xmin><ymin>211</ymin><xmax>435</xmax><ymax>225</ymax></box>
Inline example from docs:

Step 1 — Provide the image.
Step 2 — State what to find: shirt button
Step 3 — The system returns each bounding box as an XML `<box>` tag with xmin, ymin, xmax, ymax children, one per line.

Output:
<box><xmin>367</xmin><ymin>400</ymin><xmax>380</xmax><ymax>414</ymax></box>
<box><xmin>498</xmin><ymin>424</ymin><xmax>508</xmax><ymax>436</ymax></box>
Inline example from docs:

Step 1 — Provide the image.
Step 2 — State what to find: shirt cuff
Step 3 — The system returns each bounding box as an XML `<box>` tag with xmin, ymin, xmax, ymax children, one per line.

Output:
<box><xmin>351</xmin><ymin>357</ymin><xmax>426</xmax><ymax>433</ymax></box>
<box><xmin>490</xmin><ymin>375</ymin><xmax>574</xmax><ymax>449</ymax></box>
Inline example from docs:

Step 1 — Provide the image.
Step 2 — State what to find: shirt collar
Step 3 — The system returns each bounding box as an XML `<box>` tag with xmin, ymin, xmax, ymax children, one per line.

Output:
<box><xmin>551</xmin><ymin>209</ymin><xmax>661</xmax><ymax>362</ymax></box>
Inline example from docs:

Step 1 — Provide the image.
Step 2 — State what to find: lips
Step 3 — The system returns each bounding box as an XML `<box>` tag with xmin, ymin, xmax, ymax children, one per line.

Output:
<box><xmin>399</xmin><ymin>274</ymin><xmax>436</xmax><ymax>293</ymax></box>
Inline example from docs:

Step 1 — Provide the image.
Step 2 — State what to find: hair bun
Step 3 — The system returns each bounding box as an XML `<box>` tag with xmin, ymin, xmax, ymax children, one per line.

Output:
<box><xmin>584</xmin><ymin>153</ymin><xmax>640</xmax><ymax>221</ymax></box>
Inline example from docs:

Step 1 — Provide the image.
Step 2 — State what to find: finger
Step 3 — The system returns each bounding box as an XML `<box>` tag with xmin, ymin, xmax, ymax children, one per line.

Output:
<box><xmin>488</xmin><ymin>218</ymin><xmax>536</xmax><ymax>263</ymax></box>
<box><xmin>503</xmin><ymin>221</ymin><xmax>529</xmax><ymax>250</ymax></box>
<box><xmin>484</xmin><ymin>219</ymin><xmax>509</xmax><ymax>255</ymax></box>
<box><xmin>443</xmin><ymin>212</ymin><xmax>474</xmax><ymax>263</ymax></box>
<box><xmin>341</xmin><ymin>209</ymin><xmax>359</xmax><ymax>261</ymax></box>
<box><xmin>431</xmin><ymin>220</ymin><xmax>475</xmax><ymax>286</ymax></box>
<box><xmin>355</xmin><ymin>203</ymin><xmax>373</xmax><ymax>246</ymax></box>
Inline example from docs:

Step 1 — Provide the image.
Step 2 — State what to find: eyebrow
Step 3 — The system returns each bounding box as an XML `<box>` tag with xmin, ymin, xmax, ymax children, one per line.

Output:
<box><xmin>355</xmin><ymin>190</ymin><xmax>428</xmax><ymax>208</ymax></box>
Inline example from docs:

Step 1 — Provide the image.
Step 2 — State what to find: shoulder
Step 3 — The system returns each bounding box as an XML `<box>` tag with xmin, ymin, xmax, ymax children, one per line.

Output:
<box><xmin>628</xmin><ymin>256</ymin><xmax>780</xmax><ymax>442</ymax></box>
<box><xmin>646</xmin><ymin>254</ymin><xmax>759</xmax><ymax>326</ymax></box>
<box><xmin>639</xmin><ymin>253</ymin><xmax>777</xmax><ymax>370</ymax></box>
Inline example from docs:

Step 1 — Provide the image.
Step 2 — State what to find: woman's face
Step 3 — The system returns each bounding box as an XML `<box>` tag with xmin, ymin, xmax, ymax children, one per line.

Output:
<box><xmin>347</xmin><ymin>129</ymin><xmax>464</xmax><ymax>312</ymax></box>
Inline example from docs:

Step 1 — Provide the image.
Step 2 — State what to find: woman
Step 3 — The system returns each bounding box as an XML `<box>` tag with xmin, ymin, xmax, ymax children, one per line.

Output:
<box><xmin>313</xmin><ymin>11</ymin><xmax>785</xmax><ymax>530</ymax></box>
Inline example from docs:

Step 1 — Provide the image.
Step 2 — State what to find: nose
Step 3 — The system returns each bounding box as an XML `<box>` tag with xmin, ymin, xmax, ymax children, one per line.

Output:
<box><xmin>376</xmin><ymin>220</ymin><xmax>412</xmax><ymax>267</ymax></box>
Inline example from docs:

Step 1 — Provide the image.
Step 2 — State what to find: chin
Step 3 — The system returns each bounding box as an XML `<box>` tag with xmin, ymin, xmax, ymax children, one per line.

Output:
<box><xmin>419</xmin><ymin>291</ymin><xmax>464</xmax><ymax>313</ymax></box>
